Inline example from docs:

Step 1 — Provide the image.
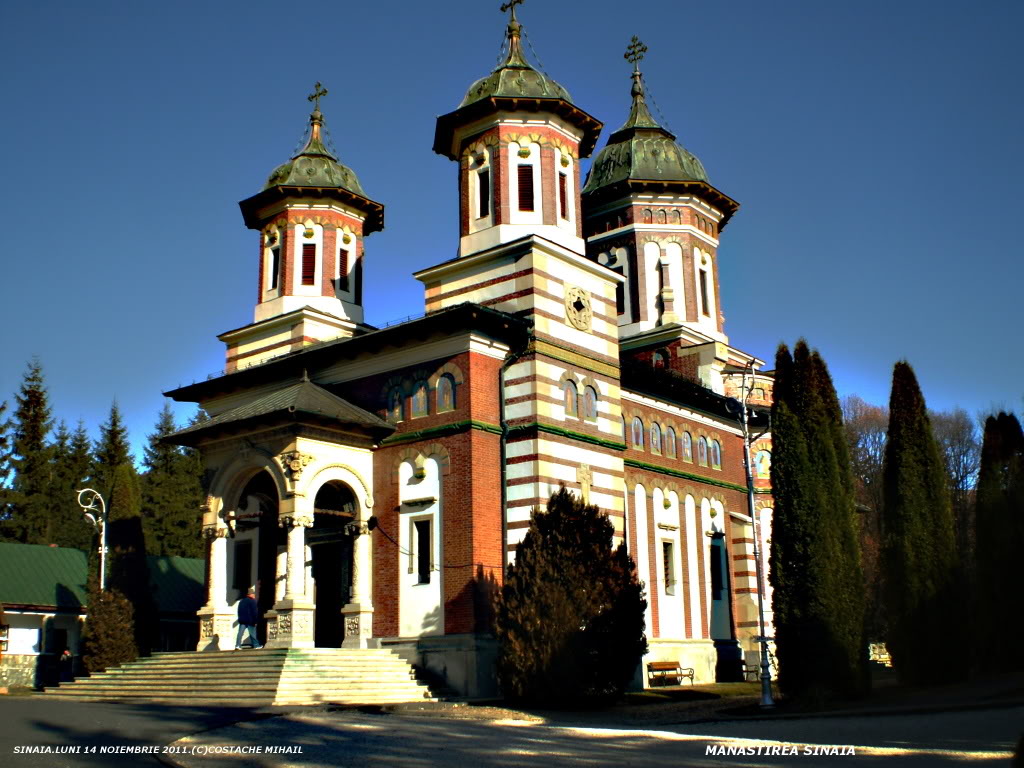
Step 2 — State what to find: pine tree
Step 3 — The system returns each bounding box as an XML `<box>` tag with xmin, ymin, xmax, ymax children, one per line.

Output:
<box><xmin>46</xmin><ymin>421</ymin><xmax>95</xmax><ymax>550</ymax></box>
<box><xmin>769</xmin><ymin>342</ymin><xmax>865</xmax><ymax>701</ymax></box>
<box><xmin>881</xmin><ymin>362</ymin><xmax>960</xmax><ymax>684</ymax></box>
<box><xmin>494</xmin><ymin>487</ymin><xmax>647</xmax><ymax>705</ymax></box>
<box><xmin>973</xmin><ymin>412</ymin><xmax>1024</xmax><ymax>673</ymax></box>
<box><xmin>141</xmin><ymin>403</ymin><xmax>203</xmax><ymax>558</ymax></box>
<box><xmin>0</xmin><ymin>401</ymin><xmax>12</xmax><ymax>528</ymax></box>
<box><xmin>91</xmin><ymin>402</ymin><xmax>131</xmax><ymax>500</ymax></box>
<box><xmin>6</xmin><ymin>359</ymin><xmax>54</xmax><ymax>544</ymax></box>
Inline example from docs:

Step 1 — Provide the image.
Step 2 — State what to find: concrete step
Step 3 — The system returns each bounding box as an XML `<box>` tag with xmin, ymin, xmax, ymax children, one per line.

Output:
<box><xmin>44</xmin><ymin>648</ymin><xmax>438</xmax><ymax>706</ymax></box>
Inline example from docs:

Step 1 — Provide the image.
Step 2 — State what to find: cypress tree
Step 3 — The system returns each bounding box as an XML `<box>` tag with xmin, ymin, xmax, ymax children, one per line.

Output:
<box><xmin>494</xmin><ymin>487</ymin><xmax>647</xmax><ymax>705</ymax></box>
<box><xmin>7</xmin><ymin>360</ymin><xmax>54</xmax><ymax>544</ymax></box>
<box><xmin>141</xmin><ymin>404</ymin><xmax>203</xmax><ymax>558</ymax></box>
<box><xmin>769</xmin><ymin>342</ymin><xmax>865</xmax><ymax>701</ymax></box>
<box><xmin>881</xmin><ymin>362</ymin><xmax>959</xmax><ymax>684</ymax></box>
<box><xmin>106</xmin><ymin>462</ymin><xmax>155</xmax><ymax>655</ymax></box>
<box><xmin>973</xmin><ymin>412</ymin><xmax>1024</xmax><ymax>673</ymax></box>
<box><xmin>80</xmin><ymin>587</ymin><xmax>137</xmax><ymax>673</ymax></box>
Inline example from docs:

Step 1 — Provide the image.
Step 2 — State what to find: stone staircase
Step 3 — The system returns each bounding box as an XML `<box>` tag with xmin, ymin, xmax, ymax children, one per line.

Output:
<box><xmin>44</xmin><ymin>648</ymin><xmax>436</xmax><ymax>706</ymax></box>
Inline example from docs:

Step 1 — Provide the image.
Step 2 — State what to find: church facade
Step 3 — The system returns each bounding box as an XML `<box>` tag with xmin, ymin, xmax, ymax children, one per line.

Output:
<box><xmin>167</xmin><ymin>9</ymin><xmax>775</xmax><ymax>697</ymax></box>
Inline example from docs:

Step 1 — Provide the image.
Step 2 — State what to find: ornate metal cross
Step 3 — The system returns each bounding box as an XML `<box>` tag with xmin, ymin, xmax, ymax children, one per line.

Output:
<box><xmin>307</xmin><ymin>81</ymin><xmax>329</xmax><ymax>111</ymax></box>
<box><xmin>625</xmin><ymin>35</ymin><xmax>648</xmax><ymax>70</ymax></box>
<box><xmin>500</xmin><ymin>0</ymin><xmax>524</xmax><ymax>21</ymax></box>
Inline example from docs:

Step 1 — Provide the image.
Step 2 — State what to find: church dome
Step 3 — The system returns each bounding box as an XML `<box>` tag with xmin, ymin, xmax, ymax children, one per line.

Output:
<box><xmin>583</xmin><ymin>69</ymin><xmax>708</xmax><ymax>195</ymax></box>
<box><xmin>459</xmin><ymin>20</ymin><xmax>573</xmax><ymax>108</ymax></box>
<box><xmin>263</xmin><ymin>109</ymin><xmax>367</xmax><ymax>198</ymax></box>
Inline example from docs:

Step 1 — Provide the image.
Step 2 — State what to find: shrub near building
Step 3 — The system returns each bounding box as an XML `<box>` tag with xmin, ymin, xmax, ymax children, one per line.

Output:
<box><xmin>494</xmin><ymin>488</ymin><xmax>647</xmax><ymax>706</ymax></box>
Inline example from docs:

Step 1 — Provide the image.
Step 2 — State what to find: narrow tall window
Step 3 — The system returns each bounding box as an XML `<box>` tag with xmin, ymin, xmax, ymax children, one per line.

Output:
<box><xmin>699</xmin><ymin>269</ymin><xmax>710</xmax><ymax>316</ymax></box>
<box><xmin>558</xmin><ymin>173</ymin><xmax>569</xmax><ymax>219</ymax></box>
<box><xmin>711</xmin><ymin>440</ymin><xmax>722</xmax><ymax>469</ymax></box>
<box><xmin>666</xmin><ymin>427</ymin><xmax>677</xmax><ymax>459</ymax></box>
<box><xmin>337</xmin><ymin>248</ymin><xmax>349</xmax><ymax>292</ymax></box>
<box><xmin>682</xmin><ymin>431</ymin><xmax>693</xmax><ymax>461</ymax></box>
<box><xmin>415</xmin><ymin>519</ymin><xmax>431</xmax><ymax>584</ymax></box>
<box><xmin>563</xmin><ymin>381</ymin><xmax>578</xmax><ymax>418</ymax></box>
<box><xmin>651</xmin><ymin>423</ymin><xmax>662</xmax><ymax>455</ymax></box>
<box><xmin>437</xmin><ymin>375</ymin><xmax>456</xmax><ymax>412</ymax></box>
<box><xmin>517</xmin><ymin>164</ymin><xmax>534</xmax><ymax>211</ymax></box>
<box><xmin>301</xmin><ymin>243</ymin><xmax>316</xmax><ymax>286</ymax></box>
<box><xmin>662</xmin><ymin>541</ymin><xmax>675</xmax><ymax>594</ymax></box>
<box><xmin>387</xmin><ymin>388</ymin><xmax>403</xmax><ymax>423</ymax></box>
<box><xmin>583</xmin><ymin>386</ymin><xmax>598</xmax><ymax>420</ymax></box>
<box><xmin>632</xmin><ymin>417</ymin><xmax>644</xmax><ymax>449</ymax></box>
<box><xmin>411</xmin><ymin>381</ymin><xmax>429</xmax><ymax>418</ymax></box>
<box><xmin>614</xmin><ymin>267</ymin><xmax>625</xmax><ymax>314</ymax></box>
<box><xmin>477</xmin><ymin>169</ymin><xmax>490</xmax><ymax>218</ymax></box>
<box><xmin>269</xmin><ymin>247</ymin><xmax>281</xmax><ymax>290</ymax></box>
<box><xmin>698</xmin><ymin>436</ymin><xmax>709</xmax><ymax>466</ymax></box>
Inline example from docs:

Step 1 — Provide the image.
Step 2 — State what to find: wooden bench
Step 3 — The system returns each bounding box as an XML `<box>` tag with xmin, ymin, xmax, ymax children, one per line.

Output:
<box><xmin>647</xmin><ymin>661</ymin><xmax>695</xmax><ymax>687</ymax></box>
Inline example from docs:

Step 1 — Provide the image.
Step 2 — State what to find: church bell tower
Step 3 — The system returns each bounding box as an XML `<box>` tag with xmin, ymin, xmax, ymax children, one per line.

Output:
<box><xmin>223</xmin><ymin>84</ymin><xmax>385</xmax><ymax>372</ymax></box>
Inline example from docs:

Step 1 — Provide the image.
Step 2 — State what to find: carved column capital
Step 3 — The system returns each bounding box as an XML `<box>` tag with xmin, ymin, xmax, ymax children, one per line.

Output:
<box><xmin>202</xmin><ymin>525</ymin><xmax>229</xmax><ymax>540</ymax></box>
<box><xmin>279</xmin><ymin>514</ymin><xmax>315</xmax><ymax>529</ymax></box>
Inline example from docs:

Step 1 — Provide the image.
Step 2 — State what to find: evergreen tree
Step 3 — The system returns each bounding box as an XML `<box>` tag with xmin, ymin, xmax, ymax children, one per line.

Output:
<box><xmin>494</xmin><ymin>487</ymin><xmax>647</xmax><ymax>705</ymax></box>
<box><xmin>91</xmin><ymin>402</ymin><xmax>131</xmax><ymax>500</ymax></box>
<box><xmin>973</xmin><ymin>412</ymin><xmax>1024</xmax><ymax>673</ymax></box>
<box><xmin>0</xmin><ymin>401</ymin><xmax>12</xmax><ymax>527</ymax></box>
<box><xmin>769</xmin><ymin>342</ymin><xmax>865</xmax><ymax>701</ymax></box>
<box><xmin>106</xmin><ymin>462</ymin><xmax>155</xmax><ymax>655</ymax></box>
<box><xmin>881</xmin><ymin>362</ymin><xmax>960</xmax><ymax>684</ymax></box>
<box><xmin>46</xmin><ymin>421</ymin><xmax>94</xmax><ymax>550</ymax></box>
<box><xmin>80</xmin><ymin>587</ymin><xmax>137</xmax><ymax>673</ymax></box>
<box><xmin>6</xmin><ymin>359</ymin><xmax>54</xmax><ymax>544</ymax></box>
<box><xmin>141</xmin><ymin>403</ymin><xmax>203</xmax><ymax>558</ymax></box>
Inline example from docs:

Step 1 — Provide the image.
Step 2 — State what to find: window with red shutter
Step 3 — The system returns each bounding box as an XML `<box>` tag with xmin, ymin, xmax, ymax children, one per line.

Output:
<box><xmin>517</xmin><ymin>165</ymin><xmax>534</xmax><ymax>212</ymax></box>
<box><xmin>338</xmin><ymin>248</ymin><xmax>349</xmax><ymax>292</ymax></box>
<box><xmin>301</xmin><ymin>244</ymin><xmax>316</xmax><ymax>286</ymax></box>
<box><xmin>558</xmin><ymin>173</ymin><xmax>568</xmax><ymax>219</ymax></box>
<box><xmin>477</xmin><ymin>170</ymin><xmax>490</xmax><ymax>218</ymax></box>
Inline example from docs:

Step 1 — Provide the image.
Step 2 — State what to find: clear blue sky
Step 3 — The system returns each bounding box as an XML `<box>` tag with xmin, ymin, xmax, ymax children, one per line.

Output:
<box><xmin>1</xmin><ymin>0</ymin><xmax>1021</xmax><ymax>462</ymax></box>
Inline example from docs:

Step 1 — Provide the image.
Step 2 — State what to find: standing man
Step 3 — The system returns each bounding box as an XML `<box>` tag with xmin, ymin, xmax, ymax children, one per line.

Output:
<box><xmin>236</xmin><ymin>589</ymin><xmax>262</xmax><ymax>649</ymax></box>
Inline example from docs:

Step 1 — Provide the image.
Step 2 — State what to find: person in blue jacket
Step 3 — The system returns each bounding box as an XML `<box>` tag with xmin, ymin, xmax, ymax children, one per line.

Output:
<box><xmin>235</xmin><ymin>589</ymin><xmax>262</xmax><ymax>649</ymax></box>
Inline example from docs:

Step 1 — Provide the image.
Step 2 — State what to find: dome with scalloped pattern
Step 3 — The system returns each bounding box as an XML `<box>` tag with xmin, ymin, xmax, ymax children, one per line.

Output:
<box><xmin>263</xmin><ymin>109</ymin><xmax>367</xmax><ymax>198</ymax></box>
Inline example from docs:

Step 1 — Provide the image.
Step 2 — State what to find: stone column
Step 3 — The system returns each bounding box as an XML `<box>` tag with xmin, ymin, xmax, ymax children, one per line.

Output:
<box><xmin>342</xmin><ymin>503</ymin><xmax>375</xmax><ymax>648</ymax></box>
<box><xmin>197</xmin><ymin>526</ymin><xmax>234</xmax><ymax>651</ymax></box>
<box><xmin>265</xmin><ymin>504</ymin><xmax>315</xmax><ymax>650</ymax></box>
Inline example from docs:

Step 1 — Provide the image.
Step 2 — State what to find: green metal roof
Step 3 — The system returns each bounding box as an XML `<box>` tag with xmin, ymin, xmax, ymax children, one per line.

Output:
<box><xmin>146</xmin><ymin>555</ymin><xmax>205</xmax><ymax>615</ymax></box>
<box><xmin>0</xmin><ymin>542</ymin><xmax>204</xmax><ymax>615</ymax></box>
<box><xmin>263</xmin><ymin>109</ymin><xmax>367</xmax><ymax>197</ymax></box>
<box><xmin>0</xmin><ymin>543</ymin><xmax>88</xmax><ymax>611</ymax></box>
<box><xmin>168</xmin><ymin>377</ymin><xmax>394</xmax><ymax>445</ymax></box>
<box><xmin>583</xmin><ymin>70</ymin><xmax>708</xmax><ymax>195</ymax></box>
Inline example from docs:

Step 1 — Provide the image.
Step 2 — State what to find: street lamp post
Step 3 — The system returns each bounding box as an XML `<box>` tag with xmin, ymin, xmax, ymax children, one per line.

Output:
<box><xmin>77</xmin><ymin>488</ymin><xmax>108</xmax><ymax>591</ymax></box>
<box><xmin>734</xmin><ymin>362</ymin><xmax>775</xmax><ymax>709</ymax></box>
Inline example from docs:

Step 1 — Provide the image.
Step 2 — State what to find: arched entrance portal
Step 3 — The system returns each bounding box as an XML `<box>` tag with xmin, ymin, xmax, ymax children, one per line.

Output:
<box><xmin>309</xmin><ymin>481</ymin><xmax>357</xmax><ymax>648</ymax></box>
<box><xmin>237</xmin><ymin>471</ymin><xmax>283</xmax><ymax>645</ymax></box>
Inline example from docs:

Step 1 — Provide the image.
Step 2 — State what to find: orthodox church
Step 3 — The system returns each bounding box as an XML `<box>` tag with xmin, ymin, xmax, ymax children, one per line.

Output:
<box><xmin>167</xmin><ymin>5</ymin><xmax>775</xmax><ymax>697</ymax></box>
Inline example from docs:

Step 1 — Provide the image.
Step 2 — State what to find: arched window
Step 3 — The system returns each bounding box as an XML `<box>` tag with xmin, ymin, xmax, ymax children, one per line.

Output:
<box><xmin>652</xmin><ymin>350</ymin><xmax>667</xmax><ymax>369</ymax></box>
<box><xmin>436</xmin><ymin>374</ymin><xmax>456</xmax><ymax>412</ymax></box>
<box><xmin>755</xmin><ymin>450</ymin><xmax>772</xmax><ymax>478</ymax></box>
<box><xmin>642</xmin><ymin>209</ymin><xmax>653</xmax><ymax>224</ymax></box>
<box><xmin>697</xmin><ymin>436</ymin><xmax>709</xmax><ymax>466</ymax></box>
<box><xmin>387</xmin><ymin>388</ymin><xmax>403</xmax><ymax>423</ymax></box>
<box><xmin>411</xmin><ymin>381</ymin><xmax>429</xmax><ymax>418</ymax></box>
<box><xmin>563</xmin><ymin>380</ymin><xmax>578</xmax><ymax>418</ymax></box>
<box><xmin>655</xmin><ymin>209</ymin><xmax>667</xmax><ymax>225</ymax></box>
<box><xmin>670</xmin><ymin>210</ymin><xmax>681</xmax><ymax>225</ymax></box>
<box><xmin>710</xmin><ymin>440</ymin><xmax>722</xmax><ymax>469</ymax></box>
<box><xmin>682</xmin><ymin>431</ymin><xmax>693</xmax><ymax>461</ymax></box>
<box><xmin>650</xmin><ymin>423</ymin><xmax>662</xmax><ymax>455</ymax></box>
<box><xmin>583</xmin><ymin>386</ymin><xmax>598</xmax><ymax>420</ymax></box>
<box><xmin>665</xmin><ymin>427</ymin><xmax>677</xmax><ymax>458</ymax></box>
<box><xmin>631</xmin><ymin>417</ymin><xmax>644</xmax><ymax>449</ymax></box>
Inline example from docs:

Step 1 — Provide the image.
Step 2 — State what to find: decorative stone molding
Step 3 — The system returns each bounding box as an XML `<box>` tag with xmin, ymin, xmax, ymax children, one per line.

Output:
<box><xmin>427</xmin><ymin>362</ymin><xmax>465</xmax><ymax>388</ymax></box>
<box><xmin>200</xmin><ymin>618</ymin><xmax>214</xmax><ymax>639</ymax></box>
<box><xmin>755</xmin><ymin>500</ymin><xmax>774</xmax><ymax>512</ymax></box>
<box><xmin>564</xmin><ymin>286</ymin><xmax>592</xmax><ymax>331</ymax></box>
<box><xmin>202</xmin><ymin>525</ymin><xmax>228</xmax><ymax>540</ymax></box>
<box><xmin>576</xmin><ymin>464</ymin><xmax>592</xmax><ymax>503</ymax></box>
<box><xmin>307</xmin><ymin>463</ymin><xmax>374</xmax><ymax>510</ymax></box>
<box><xmin>278</xmin><ymin>451</ymin><xmax>314</xmax><ymax>485</ymax></box>
<box><xmin>279</xmin><ymin>514</ymin><xmax>315</xmax><ymax>529</ymax></box>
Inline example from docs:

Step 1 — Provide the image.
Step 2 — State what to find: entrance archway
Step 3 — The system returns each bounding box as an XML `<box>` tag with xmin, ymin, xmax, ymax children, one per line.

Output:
<box><xmin>237</xmin><ymin>471</ymin><xmax>282</xmax><ymax>645</ymax></box>
<box><xmin>309</xmin><ymin>481</ymin><xmax>357</xmax><ymax>648</ymax></box>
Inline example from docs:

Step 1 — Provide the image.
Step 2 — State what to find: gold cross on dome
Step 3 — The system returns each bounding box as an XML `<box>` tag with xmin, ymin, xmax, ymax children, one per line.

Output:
<box><xmin>307</xmin><ymin>82</ymin><xmax>329</xmax><ymax>111</ymax></box>
<box><xmin>625</xmin><ymin>35</ymin><xmax>648</xmax><ymax>70</ymax></box>
<box><xmin>500</xmin><ymin>0</ymin><xmax>524</xmax><ymax>21</ymax></box>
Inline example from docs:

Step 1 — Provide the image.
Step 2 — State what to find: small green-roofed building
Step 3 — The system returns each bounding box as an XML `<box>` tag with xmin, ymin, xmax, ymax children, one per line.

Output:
<box><xmin>0</xmin><ymin>542</ymin><xmax>204</xmax><ymax>689</ymax></box>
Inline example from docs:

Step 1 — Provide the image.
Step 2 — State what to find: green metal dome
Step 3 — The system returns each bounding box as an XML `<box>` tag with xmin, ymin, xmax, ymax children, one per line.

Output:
<box><xmin>460</xmin><ymin>18</ymin><xmax>573</xmax><ymax>108</ymax></box>
<box><xmin>263</xmin><ymin>109</ymin><xmax>367</xmax><ymax>198</ymax></box>
<box><xmin>583</xmin><ymin>70</ymin><xmax>708</xmax><ymax>194</ymax></box>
